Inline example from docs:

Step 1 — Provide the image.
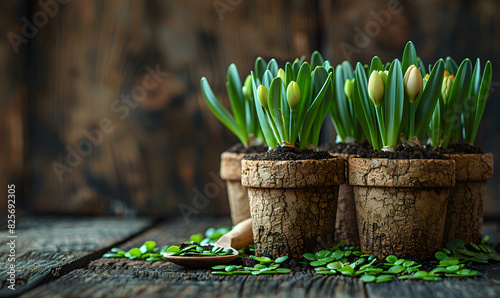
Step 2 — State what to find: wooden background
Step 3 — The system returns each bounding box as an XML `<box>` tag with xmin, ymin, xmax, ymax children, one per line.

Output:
<box><xmin>1</xmin><ymin>0</ymin><xmax>500</xmax><ymax>217</ymax></box>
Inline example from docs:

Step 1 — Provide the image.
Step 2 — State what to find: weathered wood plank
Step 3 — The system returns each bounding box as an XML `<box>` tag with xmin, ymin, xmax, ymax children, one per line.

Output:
<box><xmin>0</xmin><ymin>216</ymin><xmax>153</xmax><ymax>297</ymax></box>
<box><xmin>23</xmin><ymin>217</ymin><xmax>500</xmax><ymax>298</ymax></box>
<box><xmin>0</xmin><ymin>0</ymin><xmax>28</xmax><ymax>215</ymax></box>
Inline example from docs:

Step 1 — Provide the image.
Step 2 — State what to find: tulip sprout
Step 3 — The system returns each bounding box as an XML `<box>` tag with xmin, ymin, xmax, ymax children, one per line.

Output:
<box><xmin>201</xmin><ymin>60</ymin><xmax>265</xmax><ymax>147</ymax></box>
<box><xmin>329</xmin><ymin>61</ymin><xmax>366</xmax><ymax>143</ymax></box>
<box><xmin>251</xmin><ymin>52</ymin><xmax>333</xmax><ymax>149</ymax></box>
<box><xmin>428</xmin><ymin>58</ymin><xmax>492</xmax><ymax>148</ymax></box>
<box><xmin>353</xmin><ymin>41</ymin><xmax>444</xmax><ymax>151</ymax></box>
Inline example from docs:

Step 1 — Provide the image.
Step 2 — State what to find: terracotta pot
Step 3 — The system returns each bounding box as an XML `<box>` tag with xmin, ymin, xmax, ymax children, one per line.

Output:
<box><xmin>330</xmin><ymin>153</ymin><xmax>360</xmax><ymax>247</ymax></box>
<box><xmin>241</xmin><ymin>157</ymin><xmax>345</xmax><ymax>259</ymax></box>
<box><xmin>349</xmin><ymin>158</ymin><xmax>455</xmax><ymax>259</ymax></box>
<box><xmin>443</xmin><ymin>153</ymin><xmax>494</xmax><ymax>244</ymax></box>
<box><xmin>220</xmin><ymin>152</ymin><xmax>251</xmax><ymax>225</ymax></box>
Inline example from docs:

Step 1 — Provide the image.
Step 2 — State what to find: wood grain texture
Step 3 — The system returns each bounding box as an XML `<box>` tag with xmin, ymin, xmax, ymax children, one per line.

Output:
<box><xmin>22</xmin><ymin>216</ymin><xmax>366</xmax><ymax>298</ymax></box>
<box><xmin>0</xmin><ymin>216</ymin><xmax>152</xmax><ymax>297</ymax></box>
<box><xmin>2</xmin><ymin>0</ymin><xmax>500</xmax><ymax>217</ymax></box>
<box><xmin>20</xmin><ymin>216</ymin><xmax>500</xmax><ymax>298</ymax></box>
<box><xmin>0</xmin><ymin>0</ymin><xmax>28</xmax><ymax>215</ymax></box>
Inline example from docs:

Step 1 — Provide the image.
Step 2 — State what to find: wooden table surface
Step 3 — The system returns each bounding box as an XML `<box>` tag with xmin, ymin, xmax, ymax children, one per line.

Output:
<box><xmin>1</xmin><ymin>216</ymin><xmax>500</xmax><ymax>298</ymax></box>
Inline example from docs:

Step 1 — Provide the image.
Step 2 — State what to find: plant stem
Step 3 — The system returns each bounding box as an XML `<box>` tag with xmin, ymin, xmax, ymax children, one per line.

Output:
<box><xmin>409</xmin><ymin>102</ymin><xmax>415</xmax><ymax>139</ymax></box>
<box><xmin>375</xmin><ymin>106</ymin><xmax>386</xmax><ymax>147</ymax></box>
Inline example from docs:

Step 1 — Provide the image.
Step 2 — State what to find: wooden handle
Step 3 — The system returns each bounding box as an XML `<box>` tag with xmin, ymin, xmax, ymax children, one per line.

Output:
<box><xmin>215</xmin><ymin>218</ymin><xmax>253</xmax><ymax>249</ymax></box>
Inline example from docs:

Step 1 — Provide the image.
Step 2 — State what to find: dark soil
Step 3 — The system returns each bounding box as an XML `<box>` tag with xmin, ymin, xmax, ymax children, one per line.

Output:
<box><xmin>319</xmin><ymin>141</ymin><xmax>371</xmax><ymax>155</ymax></box>
<box><xmin>432</xmin><ymin>143</ymin><xmax>484</xmax><ymax>154</ymax></box>
<box><xmin>357</xmin><ymin>144</ymin><xmax>448</xmax><ymax>160</ymax></box>
<box><xmin>244</xmin><ymin>145</ymin><xmax>332</xmax><ymax>161</ymax></box>
<box><xmin>226</xmin><ymin>143</ymin><xmax>268</xmax><ymax>154</ymax></box>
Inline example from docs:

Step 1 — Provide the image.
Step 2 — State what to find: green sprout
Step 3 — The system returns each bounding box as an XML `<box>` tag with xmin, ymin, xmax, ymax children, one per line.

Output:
<box><xmin>352</xmin><ymin>41</ymin><xmax>444</xmax><ymax>151</ymax></box>
<box><xmin>250</xmin><ymin>52</ymin><xmax>334</xmax><ymax>149</ymax></box>
<box><xmin>200</xmin><ymin>59</ymin><xmax>264</xmax><ymax>147</ymax></box>
<box><xmin>428</xmin><ymin>57</ymin><xmax>492</xmax><ymax>148</ymax></box>
<box><xmin>329</xmin><ymin>61</ymin><xmax>366</xmax><ymax>143</ymax></box>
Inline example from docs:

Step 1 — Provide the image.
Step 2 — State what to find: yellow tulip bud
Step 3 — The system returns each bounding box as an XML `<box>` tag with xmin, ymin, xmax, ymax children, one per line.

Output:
<box><xmin>441</xmin><ymin>75</ymin><xmax>454</xmax><ymax>103</ymax></box>
<box><xmin>257</xmin><ymin>85</ymin><xmax>269</xmax><ymax>110</ymax></box>
<box><xmin>403</xmin><ymin>65</ymin><xmax>423</xmax><ymax>103</ymax></box>
<box><xmin>278</xmin><ymin>68</ymin><xmax>286</xmax><ymax>83</ymax></box>
<box><xmin>344</xmin><ymin>79</ymin><xmax>354</xmax><ymax>100</ymax></box>
<box><xmin>368</xmin><ymin>71</ymin><xmax>384</xmax><ymax>107</ymax></box>
<box><xmin>286</xmin><ymin>81</ymin><xmax>301</xmax><ymax>110</ymax></box>
<box><xmin>243</xmin><ymin>75</ymin><xmax>253</xmax><ymax>100</ymax></box>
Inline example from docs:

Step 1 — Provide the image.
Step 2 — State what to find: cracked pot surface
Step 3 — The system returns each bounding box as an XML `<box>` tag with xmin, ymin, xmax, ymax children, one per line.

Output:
<box><xmin>349</xmin><ymin>158</ymin><xmax>455</xmax><ymax>259</ymax></box>
<box><xmin>242</xmin><ymin>157</ymin><xmax>345</xmax><ymax>259</ymax></box>
<box><xmin>330</xmin><ymin>153</ymin><xmax>360</xmax><ymax>247</ymax></box>
<box><xmin>443</xmin><ymin>153</ymin><xmax>494</xmax><ymax>244</ymax></box>
<box><xmin>220</xmin><ymin>152</ymin><xmax>251</xmax><ymax>225</ymax></box>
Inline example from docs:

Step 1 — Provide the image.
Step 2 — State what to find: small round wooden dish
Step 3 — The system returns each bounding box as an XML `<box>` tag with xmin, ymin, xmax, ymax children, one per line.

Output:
<box><xmin>164</xmin><ymin>248</ymin><xmax>239</xmax><ymax>268</ymax></box>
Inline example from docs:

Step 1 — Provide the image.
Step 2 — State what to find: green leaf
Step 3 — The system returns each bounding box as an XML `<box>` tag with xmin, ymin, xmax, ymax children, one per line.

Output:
<box><xmin>166</xmin><ymin>246</ymin><xmax>180</xmax><ymax>253</ymax></box>
<box><xmin>276</xmin><ymin>268</ymin><xmax>292</xmax><ymax>274</ymax></box>
<box><xmin>445</xmin><ymin>57</ymin><xmax>458</xmax><ymax>74</ymax></box>
<box><xmin>226</xmin><ymin>64</ymin><xmax>247</xmax><ymax>134</ymax></box>
<box><xmin>327</xmin><ymin>261</ymin><xmax>343</xmax><ymax>270</ymax></box>
<box><xmin>268</xmin><ymin>77</ymin><xmax>285</xmax><ymax>142</ymax></box>
<box><xmin>251</xmin><ymin>72</ymin><xmax>278</xmax><ymax>148</ymax></box>
<box><xmin>299</xmin><ymin>69</ymin><xmax>331</xmax><ymax>149</ymax></box>
<box><xmin>189</xmin><ymin>234</ymin><xmax>203</xmax><ymax>244</ymax></box>
<box><xmin>370</xmin><ymin>56</ymin><xmax>385</xmax><ymax>73</ymax></box>
<box><xmin>308</xmin><ymin>67</ymin><xmax>333</xmax><ymax>146</ymax></box>
<box><xmin>435</xmin><ymin>251</ymin><xmax>456</xmax><ymax>261</ymax></box>
<box><xmin>316</xmin><ymin>250</ymin><xmax>331</xmax><ymax>259</ymax></box>
<box><xmin>273</xmin><ymin>256</ymin><xmax>288</xmax><ymax>264</ymax></box>
<box><xmin>467</xmin><ymin>60</ymin><xmax>492</xmax><ymax>144</ymax></box>
<box><xmin>376</xmin><ymin>275</ymin><xmax>394</xmax><ymax>283</ymax></box>
<box><xmin>311</xmin><ymin>50</ymin><xmax>324</xmax><ymax>70</ymax></box>
<box><xmin>360</xmin><ymin>275</ymin><xmax>376</xmax><ymax>283</ymax></box>
<box><xmin>441</xmin><ymin>59</ymin><xmax>472</xmax><ymax>148</ymax></box>
<box><xmin>383</xmin><ymin>59</ymin><xmax>404</xmax><ymax>147</ymax></box>
<box><xmin>255</xmin><ymin>57</ymin><xmax>267</xmax><ymax>80</ymax></box>
<box><xmin>331</xmin><ymin>250</ymin><xmax>344</xmax><ymax>260</ymax></box>
<box><xmin>310</xmin><ymin>261</ymin><xmax>328</xmax><ymax>267</ymax></box>
<box><xmin>386</xmin><ymin>255</ymin><xmax>398</xmax><ymax>264</ymax></box>
<box><xmin>128</xmin><ymin>248</ymin><xmax>142</xmax><ymax>257</ymax></box>
<box><xmin>329</xmin><ymin>63</ymin><xmax>350</xmax><ymax>141</ymax></box>
<box><xmin>402</xmin><ymin>41</ymin><xmax>418</xmax><ymax>72</ymax></box>
<box><xmin>290</xmin><ymin>63</ymin><xmax>312</xmax><ymax>145</ymax></box>
<box><xmin>414</xmin><ymin>59</ymin><xmax>445</xmax><ymax>141</ymax></box>
<box><xmin>354</xmin><ymin>62</ymin><xmax>381</xmax><ymax>149</ymax></box>
<box><xmin>267</xmin><ymin>59</ymin><xmax>279</xmax><ymax>77</ymax></box>
<box><xmin>341</xmin><ymin>265</ymin><xmax>354</xmax><ymax>276</ymax></box>
<box><xmin>388</xmin><ymin>265</ymin><xmax>405</xmax><ymax>274</ymax></box>
<box><xmin>200</xmin><ymin>77</ymin><xmax>247</xmax><ymax>145</ymax></box>
<box><xmin>140</xmin><ymin>241</ymin><xmax>156</xmax><ymax>254</ymax></box>
<box><xmin>303</xmin><ymin>253</ymin><xmax>317</xmax><ymax>261</ymax></box>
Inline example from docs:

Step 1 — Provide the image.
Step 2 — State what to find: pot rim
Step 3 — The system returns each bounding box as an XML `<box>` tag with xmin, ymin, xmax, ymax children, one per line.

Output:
<box><xmin>444</xmin><ymin>152</ymin><xmax>493</xmax><ymax>181</ymax></box>
<box><xmin>241</xmin><ymin>157</ymin><xmax>345</xmax><ymax>188</ymax></box>
<box><xmin>348</xmin><ymin>157</ymin><xmax>456</xmax><ymax>188</ymax></box>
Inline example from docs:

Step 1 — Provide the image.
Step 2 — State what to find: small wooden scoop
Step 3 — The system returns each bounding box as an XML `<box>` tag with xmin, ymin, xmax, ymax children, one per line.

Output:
<box><xmin>164</xmin><ymin>218</ymin><xmax>253</xmax><ymax>268</ymax></box>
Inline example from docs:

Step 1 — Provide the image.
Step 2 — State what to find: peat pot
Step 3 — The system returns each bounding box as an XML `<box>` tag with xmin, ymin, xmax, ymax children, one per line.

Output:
<box><xmin>443</xmin><ymin>153</ymin><xmax>494</xmax><ymax>244</ymax></box>
<box><xmin>241</xmin><ymin>157</ymin><xmax>345</xmax><ymax>259</ymax></box>
<box><xmin>220</xmin><ymin>152</ymin><xmax>251</xmax><ymax>225</ymax></box>
<box><xmin>349</xmin><ymin>157</ymin><xmax>456</xmax><ymax>259</ymax></box>
<box><xmin>330</xmin><ymin>153</ymin><xmax>360</xmax><ymax>247</ymax></box>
